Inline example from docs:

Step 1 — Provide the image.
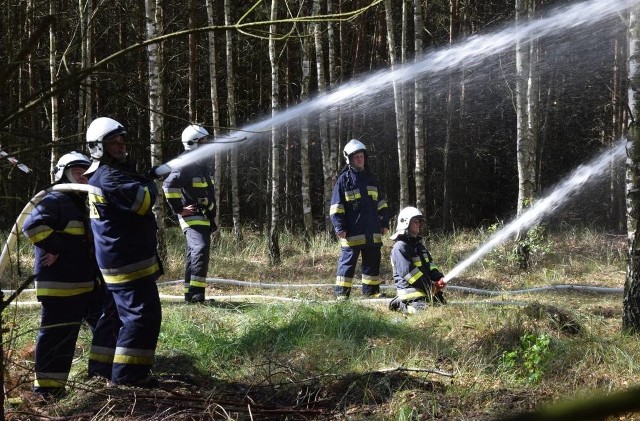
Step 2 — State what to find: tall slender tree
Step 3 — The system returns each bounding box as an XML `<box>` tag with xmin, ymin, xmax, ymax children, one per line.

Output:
<box><xmin>299</xmin><ymin>16</ymin><xmax>314</xmax><ymax>246</ymax></box>
<box><xmin>514</xmin><ymin>0</ymin><xmax>539</xmax><ymax>268</ymax></box>
<box><xmin>49</xmin><ymin>0</ymin><xmax>59</xmax><ymax>180</ymax></box>
<box><xmin>268</xmin><ymin>0</ymin><xmax>281</xmax><ymax>264</ymax></box>
<box><xmin>623</xmin><ymin>4</ymin><xmax>640</xmax><ymax>331</ymax></box>
<box><xmin>225</xmin><ymin>0</ymin><xmax>242</xmax><ymax>240</ymax></box>
<box><xmin>385</xmin><ymin>0</ymin><xmax>408</xmax><ymax>208</ymax></box>
<box><xmin>205</xmin><ymin>0</ymin><xmax>222</xmax><ymax>231</ymax></box>
<box><xmin>414</xmin><ymin>0</ymin><xmax>426</xmax><ymax>212</ymax></box>
<box><xmin>145</xmin><ymin>0</ymin><xmax>166</xmax><ymax>257</ymax></box>
<box><xmin>312</xmin><ymin>0</ymin><xmax>333</xmax><ymax>232</ymax></box>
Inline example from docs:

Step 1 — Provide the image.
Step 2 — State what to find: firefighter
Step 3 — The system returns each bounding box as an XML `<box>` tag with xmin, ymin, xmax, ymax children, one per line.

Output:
<box><xmin>22</xmin><ymin>152</ymin><xmax>102</xmax><ymax>399</ymax></box>
<box><xmin>388</xmin><ymin>206</ymin><xmax>446</xmax><ymax>313</ymax></box>
<box><xmin>162</xmin><ymin>124</ymin><xmax>217</xmax><ymax>303</ymax></box>
<box><xmin>84</xmin><ymin>117</ymin><xmax>162</xmax><ymax>387</ymax></box>
<box><xmin>330</xmin><ymin>139</ymin><xmax>390</xmax><ymax>299</ymax></box>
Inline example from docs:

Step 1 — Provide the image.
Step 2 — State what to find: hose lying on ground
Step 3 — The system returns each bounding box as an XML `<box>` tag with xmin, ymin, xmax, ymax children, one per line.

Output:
<box><xmin>3</xmin><ymin>276</ymin><xmax>621</xmax><ymax>308</ymax></box>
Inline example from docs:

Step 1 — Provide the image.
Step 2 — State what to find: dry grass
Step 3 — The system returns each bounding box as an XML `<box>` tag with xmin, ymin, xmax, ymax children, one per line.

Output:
<box><xmin>3</xmin><ymin>226</ymin><xmax>640</xmax><ymax>420</ymax></box>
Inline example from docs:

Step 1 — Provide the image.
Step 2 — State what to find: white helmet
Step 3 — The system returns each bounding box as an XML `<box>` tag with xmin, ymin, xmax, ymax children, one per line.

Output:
<box><xmin>389</xmin><ymin>206</ymin><xmax>424</xmax><ymax>240</ymax></box>
<box><xmin>53</xmin><ymin>151</ymin><xmax>91</xmax><ymax>182</ymax></box>
<box><xmin>343</xmin><ymin>139</ymin><xmax>366</xmax><ymax>162</ymax></box>
<box><xmin>86</xmin><ymin>117</ymin><xmax>126</xmax><ymax>159</ymax></box>
<box><xmin>182</xmin><ymin>124</ymin><xmax>209</xmax><ymax>151</ymax></box>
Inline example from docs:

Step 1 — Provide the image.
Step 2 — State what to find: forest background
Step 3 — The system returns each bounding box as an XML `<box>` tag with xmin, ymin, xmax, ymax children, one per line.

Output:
<box><xmin>0</xmin><ymin>0</ymin><xmax>630</xmax><ymax>244</ymax></box>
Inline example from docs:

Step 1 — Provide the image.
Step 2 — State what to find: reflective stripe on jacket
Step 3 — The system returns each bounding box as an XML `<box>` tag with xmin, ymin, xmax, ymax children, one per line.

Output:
<box><xmin>162</xmin><ymin>161</ymin><xmax>216</xmax><ymax>230</ymax></box>
<box><xmin>22</xmin><ymin>190</ymin><xmax>97</xmax><ymax>299</ymax></box>
<box><xmin>391</xmin><ymin>235</ymin><xmax>443</xmax><ymax>299</ymax></box>
<box><xmin>88</xmin><ymin>161</ymin><xmax>162</xmax><ymax>287</ymax></box>
<box><xmin>330</xmin><ymin>166</ymin><xmax>389</xmax><ymax>247</ymax></box>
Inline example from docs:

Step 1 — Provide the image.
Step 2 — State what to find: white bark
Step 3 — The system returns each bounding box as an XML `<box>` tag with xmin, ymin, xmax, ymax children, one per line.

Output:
<box><xmin>49</xmin><ymin>0</ymin><xmax>58</xmax><ymax>182</ymax></box>
<box><xmin>269</xmin><ymin>0</ymin><xmax>281</xmax><ymax>264</ymax></box>
<box><xmin>385</xmin><ymin>0</ymin><xmax>408</xmax><ymax>207</ymax></box>
<box><xmin>414</xmin><ymin>0</ymin><xmax>426</xmax><ymax>211</ymax></box>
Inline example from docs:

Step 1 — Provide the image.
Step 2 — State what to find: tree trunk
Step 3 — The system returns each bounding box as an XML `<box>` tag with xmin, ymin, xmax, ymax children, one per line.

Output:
<box><xmin>49</xmin><ymin>0</ymin><xmax>58</xmax><ymax>181</ymax></box>
<box><xmin>300</xmin><ymin>19</ymin><xmax>314</xmax><ymax>247</ymax></box>
<box><xmin>313</xmin><ymin>0</ymin><xmax>332</xmax><ymax>233</ymax></box>
<box><xmin>325</xmin><ymin>0</ymin><xmax>338</xmax><ymax>175</ymax></box>
<box><xmin>414</xmin><ymin>0</ymin><xmax>426</xmax><ymax>213</ymax></box>
<box><xmin>385</xmin><ymin>0</ymin><xmax>408</xmax><ymax>208</ymax></box>
<box><xmin>225</xmin><ymin>0</ymin><xmax>242</xmax><ymax>240</ymax></box>
<box><xmin>268</xmin><ymin>0</ymin><xmax>281</xmax><ymax>265</ymax></box>
<box><xmin>205</xmin><ymin>0</ymin><xmax>222</xmax><ymax>235</ymax></box>
<box><xmin>145</xmin><ymin>0</ymin><xmax>166</xmax><ymax>259</ymax></box>
<box><xmin>611</xmin><ymin>37</ymin><xmax>627</xmax><ymax>232</ymax></box>
<box><xmin>188</xmin><ymin>0</ymin><xmax>197</xmax><ymax>121</ymax></box>
<box><xmin>623</xmin><ymin>4</ymin><xmax>640</xmax><ymax>331</ymax></box>
<box><xmin>515</xmin><ymin>0</ymin><xmax>537</xmax><ymax>269</ymax></box>
<box><xmin>77</xmin><ymin>0</ymin><xmax>92</xmax><ymax>145</ymax></box>
<box><xmin>442</xmin><ymin>0</ymin><xmax>460</xmax><ymax>231</ymax></box>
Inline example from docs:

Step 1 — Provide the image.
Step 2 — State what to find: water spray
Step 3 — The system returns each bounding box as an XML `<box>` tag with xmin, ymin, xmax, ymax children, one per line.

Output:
<box><xmin>443</xmin><ymin>140</ymin><xmax>626</xmax><ymax>283</ymax></box>
<box><xmin>156</xmin><ymin>0</ymin><xmax>632</xmax><ymax>175</ymax></box>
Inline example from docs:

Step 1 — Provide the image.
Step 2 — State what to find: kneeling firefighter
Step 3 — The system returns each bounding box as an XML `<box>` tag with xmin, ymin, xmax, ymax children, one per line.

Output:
<box><xmin>388</xmin><ymin>206</ymin><xmax>446</xmax><ymax>313</ymax></box>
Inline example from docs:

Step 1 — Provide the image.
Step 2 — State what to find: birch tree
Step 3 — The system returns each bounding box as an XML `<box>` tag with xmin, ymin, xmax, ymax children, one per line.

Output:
<box><xmin>299</xmin><ymin>17</ymin><xmax>314</xmax><ymax>246</ymax></box>
<box><xmin>414</xmin><ymin>0</ymin><xmax>426</xmax><ymax>212</ymax></box>
<box><xmin>145</xmin><ymin>0</ymin><xmax>166</xmax><ymax>256</ymax></box>
<box><xmin>623</xmin><ymin>4</ymin><xmax>640</xmax><ymax>331</ymax></box>
<box><xmin>268</xmin><ymin>0</ymin><xmax>281</xmax><ymax>264</ymax></box>
<box><xmin>385</xmin><ymin>0</ymin><xmax>408</xmax><ymax>208</ymax></box>
<box><xmin>49</xmin><ymin>0</ymin><xmax>59</xmax><ymax>180</ymax></box>
<box><xmin>514</xmin><ymin>0</ymin><xmax>538</xmax><ymax>268</ymax></box>
<box><xmin>205</xmin><ymin>0</ymin><xmax>222</xmax><ymax>231</ymax></box>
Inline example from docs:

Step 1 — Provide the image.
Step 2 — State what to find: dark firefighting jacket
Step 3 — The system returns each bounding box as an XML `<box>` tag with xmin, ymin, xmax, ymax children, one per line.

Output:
<box><xmin>162</xmin><ymin>160</ymin><xmax>216</xmax><ymax>231</ymax></box>
<box><xmin>22</xmin><ymin>190</ymin><xmax>97</xmax><ymax>300</ymax></box>
<box><xmin>330</xmin><ymin>166</ymin><xmax>389</xmax><ymax>247</ymax></box>
<box><xmin>391</xmin><ymin>234</ymin><xmax>444</xmax><ymax>301</ymax></box>
<box><xmin>87</xmin><ymin>160</ymin><xmax>162</xmax><ymax>288</ymax></box>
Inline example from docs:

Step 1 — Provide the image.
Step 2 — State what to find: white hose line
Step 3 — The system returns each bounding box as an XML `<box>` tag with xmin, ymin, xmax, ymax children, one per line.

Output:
<box><xmin>4</xmin><ymin>295</ymin><xmax>531</xmax><ymax>309</ymax></box>
<box><xmin>5</xmin><ymin>278</ymin><xmax>624</xmax><ymax>297</ymax></box>
<box><xmin>156</xmin><ymin>277</ymin><xmax>623</xmax><ymax>296</ymax></box>
<box><xmin>0</xmin><ymin>183</ymin><xmax>92</xmax><ymax>280</ymax></box>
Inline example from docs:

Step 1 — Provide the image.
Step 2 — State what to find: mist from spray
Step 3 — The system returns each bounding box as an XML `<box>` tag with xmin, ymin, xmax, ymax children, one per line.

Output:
<box><xmin>161</xmin><ymin>0</ymin><xmax>632</xmax><ymax>174</ymax></box>
<box><xmin>443</xmin><ymin>139</ymin><xmax>627</xmax><ymax>282</ymax></box>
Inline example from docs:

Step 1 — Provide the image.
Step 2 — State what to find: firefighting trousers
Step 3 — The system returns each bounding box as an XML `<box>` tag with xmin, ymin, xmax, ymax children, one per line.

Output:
<box><xmin>34</xmin><ymin>294</ymin><xmax>100</xmax><ymax>394</ymax></box>
<box><xmin>88</xmin><ymin>279</ymin><xmax>161</xmax><ymax>384</ymax></box>
<box><xmin>335</xmin><ymin>245</ymin><xmax>382</xmax><ymax>297</ymax></box>
<box><xmin>183</xmin><ymin>225</ymin><xmax>211</xmax><ymax>299</ymax></box>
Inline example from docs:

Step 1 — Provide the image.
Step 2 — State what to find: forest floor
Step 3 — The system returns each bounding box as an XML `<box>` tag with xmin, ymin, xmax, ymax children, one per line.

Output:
<box><xmin>2</xmin><ymin>226</ymin><xmax>639</xmax><ymax>420</ymax></box>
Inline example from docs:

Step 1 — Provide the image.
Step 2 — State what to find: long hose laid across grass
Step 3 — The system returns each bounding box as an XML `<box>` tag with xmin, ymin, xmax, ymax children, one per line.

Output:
<box><xmin>4</xmin><ymin>276</ymin><xmax>622</xmax><ymax>307</ymax></box>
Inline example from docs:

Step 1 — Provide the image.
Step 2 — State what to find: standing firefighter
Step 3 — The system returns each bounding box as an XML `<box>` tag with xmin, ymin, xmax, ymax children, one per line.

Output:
<box><xmin>388</xmin><ymin>206</ymin><xmax>446</xmax><ymax>313</ymax></box>
<box><xmin>85</xmin><ymin>117</ymin><xmax>162</xmax><ymax>387</ymax></box>
<box><xmin>22</xmin><ymin>152</ymin><xmax>102</xmax><ymax>399</ymax></box>
<box><xmin>162</xmin><ymin>124</ymin><xmax>217</xmax><ymax>303</ymax></box>
<box><xmin>330</xmin><ymin>139</ymin><xmax>390</xmax><ymax>299</ymax></box>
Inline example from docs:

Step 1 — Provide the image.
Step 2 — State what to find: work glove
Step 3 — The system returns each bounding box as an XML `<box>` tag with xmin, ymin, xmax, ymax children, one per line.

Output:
<box><xmin>431</xmin><ymin>278</ymin><xmax>446</xmax><ymax>293</ymax></box>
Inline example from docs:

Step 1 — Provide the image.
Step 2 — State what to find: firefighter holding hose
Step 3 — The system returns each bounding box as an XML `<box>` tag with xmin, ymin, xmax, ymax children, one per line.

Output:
<box><xmin>388</xmin><ymin>206</ymin><xmax>447</xmax><ymax>313</ymax></box>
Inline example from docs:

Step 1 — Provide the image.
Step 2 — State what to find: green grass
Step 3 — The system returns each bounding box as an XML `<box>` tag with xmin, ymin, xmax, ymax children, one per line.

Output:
<box><xmin>1</xmin><ymin>225</ymin><xmax>636</xmax><ymax>420</ymax></box>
